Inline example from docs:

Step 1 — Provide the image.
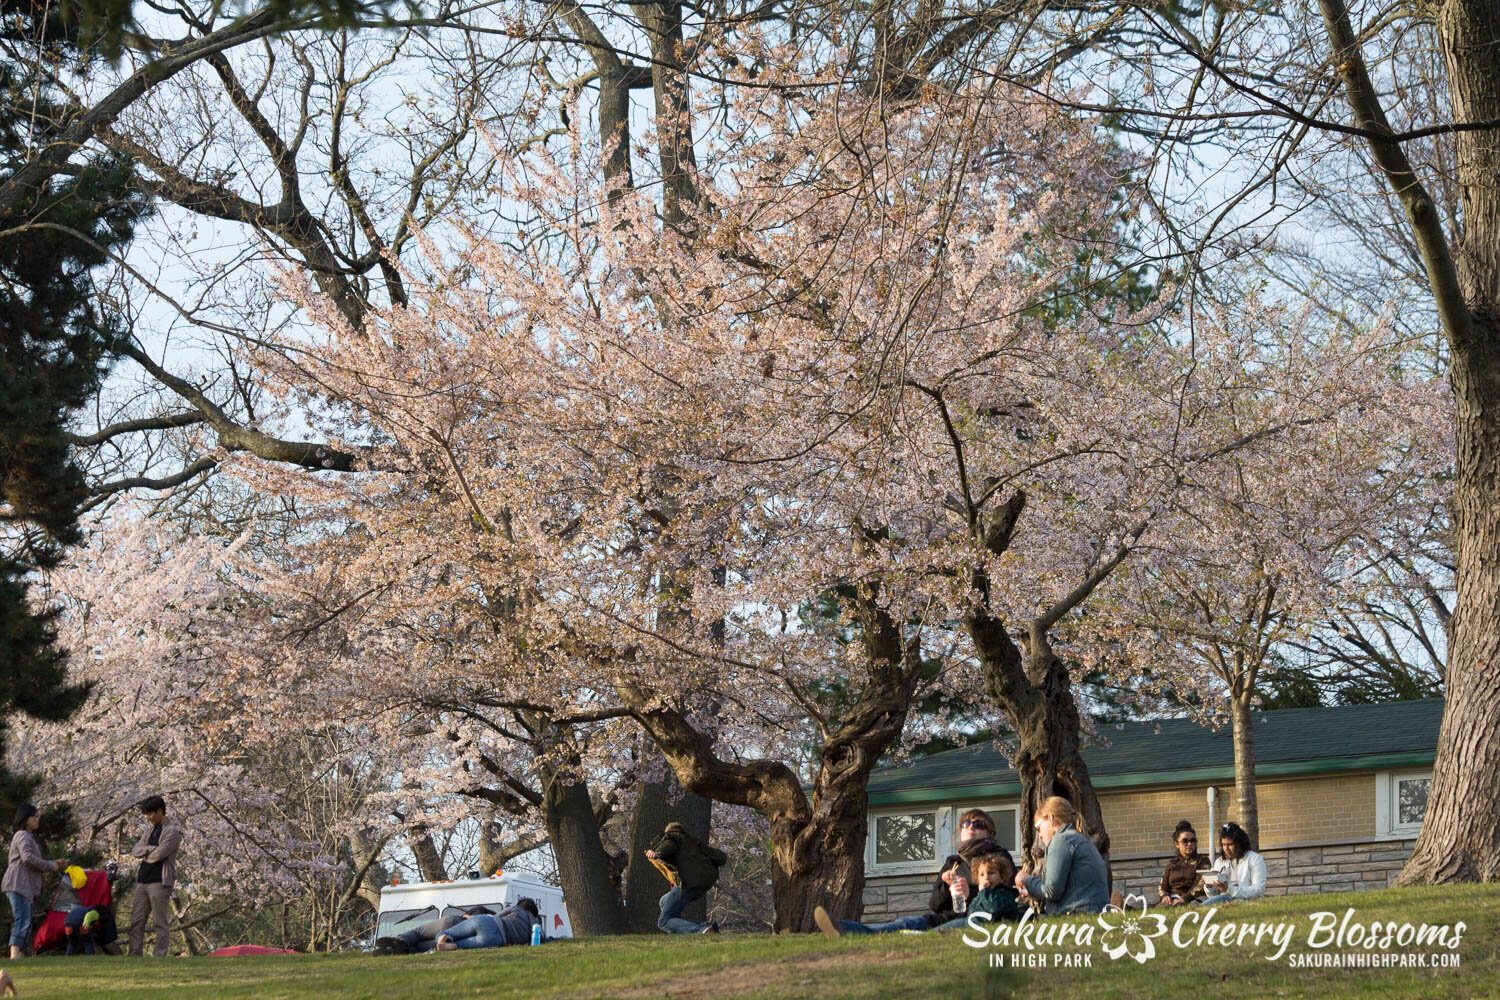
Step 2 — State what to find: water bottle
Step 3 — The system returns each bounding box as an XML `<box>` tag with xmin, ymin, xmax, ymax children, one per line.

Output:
<box><xmin>951</xmin><ymin>879</ymin><xmax>967</xmax><ymax>915</ymax></box>
<box><xmin>530</xmin><ymin>922</ymin><xmax>542</xmax><ymax>946</ymax></box>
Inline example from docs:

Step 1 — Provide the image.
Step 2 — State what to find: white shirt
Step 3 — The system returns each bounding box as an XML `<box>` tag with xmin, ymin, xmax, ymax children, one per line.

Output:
<box><xmin>1211</xmin><ymin>850</ymin><xmax>1267</xmax><ymax>899</ymax></box>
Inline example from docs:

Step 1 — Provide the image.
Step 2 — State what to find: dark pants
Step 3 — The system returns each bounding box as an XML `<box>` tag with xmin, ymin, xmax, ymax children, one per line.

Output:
<box><xmin>64</xmin><ymin>907</ymin><xmax>97</xmax><ymax>955</ymax></box>
<box><xmin>657</xmin><ymin>886</ymin><xmax>709</xmax><ymax>934</ymax></box>
<box><xmin>393</xmin><ymin>914</ymin><xmax>465</xmax><ymax>953</ymax></box>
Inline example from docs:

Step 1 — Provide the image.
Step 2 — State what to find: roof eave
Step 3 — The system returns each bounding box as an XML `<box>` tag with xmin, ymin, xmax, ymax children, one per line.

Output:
<box><xmin>865</xmin><ymin>750</ymin><xmax>1437</xmax><ymax>807</ymax></box>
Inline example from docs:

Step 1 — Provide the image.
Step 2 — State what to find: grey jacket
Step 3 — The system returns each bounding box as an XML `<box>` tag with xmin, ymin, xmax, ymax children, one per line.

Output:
<box><xmin>1022</xmin><ymin>824</ymin><xmax>1111</xmax><ymax>915</ymax></box>
<box><xmin>2</xmin><ymin>830</ymin><xmax>61</xmax><ymax>900</ymax></box>
<box><xmin>131</xmin><ymin>819</ymin><xmax>183</xmax><ymax>889</ymax></box>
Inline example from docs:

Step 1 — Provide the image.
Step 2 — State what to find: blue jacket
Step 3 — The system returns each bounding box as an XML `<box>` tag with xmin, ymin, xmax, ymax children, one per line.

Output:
<box><xmin>1021</xmin><ymin>824</ymin><xmax>1111</xmax><ymax>915</ymax></box>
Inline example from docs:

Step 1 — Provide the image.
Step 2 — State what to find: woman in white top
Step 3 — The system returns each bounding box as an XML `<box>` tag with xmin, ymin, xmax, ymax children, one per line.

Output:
<box><xmin>1200</xmin><ymin>822</ymin><xmax>1267</xmax><ymax>904</ymax></box>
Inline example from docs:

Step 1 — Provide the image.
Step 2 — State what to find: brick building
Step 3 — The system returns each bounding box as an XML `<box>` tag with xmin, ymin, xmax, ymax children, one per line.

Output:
<box><xmin>859</xmin><ymin>699</ymin><xmax>1442</xmax><ymax>923</ymax></box>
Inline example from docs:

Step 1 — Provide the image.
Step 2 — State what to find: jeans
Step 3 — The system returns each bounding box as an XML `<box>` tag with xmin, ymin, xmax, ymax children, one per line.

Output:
<box><xmin>1199</xmin><ymin>892</ymin><xmax>1233</xmax><ymax>906</ymax></box>
<box><xmin>5</xmin><ymin>891</ymin><xmax>32</xmax><ymax>950</ymax></box>
<box><xmin>439</xmin><ymin>914</ymin><xmax>507</xmax><ymax>950</ymax></box>
<box><xmin>838</xmin><ymin>914</ymin><xmax>930</xmax><ymax>935</ymax></box>
<box><xmin>657</xmin><ymin>885</ymin><xmax>709</xmax><ymax>934</ymax></box>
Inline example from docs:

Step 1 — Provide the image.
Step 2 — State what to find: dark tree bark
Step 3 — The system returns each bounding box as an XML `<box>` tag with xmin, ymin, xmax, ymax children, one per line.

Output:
<box><xmin>537</xmin><ymin>757</ymin><xmax>630</xmax><ymax>936</ymax></box>
<box><xmin>963</xmin><ymin>491</ymin><xmax>1114</xmax><ymax>874</ymax></box>
<box><xmin>623</xmin><ymin>740</ymin><xmax>712</xmax><ymax>932</ymax></box>
<box><xmin>1318</xmin><ymin>0</ymin><xmax>1500</xmax><ymax>883</ymax></box>
<box><xmin>612</xmin><ymin>570</ymin><xmax>924</xmax><ymax>932</ymax></box>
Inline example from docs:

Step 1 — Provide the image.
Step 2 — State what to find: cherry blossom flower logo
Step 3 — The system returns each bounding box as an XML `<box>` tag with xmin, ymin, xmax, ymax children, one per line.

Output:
<box><xmin>1097</xmin><ymin>894</ymin><xmax>1168</xmax><ymax>963</ymax></box>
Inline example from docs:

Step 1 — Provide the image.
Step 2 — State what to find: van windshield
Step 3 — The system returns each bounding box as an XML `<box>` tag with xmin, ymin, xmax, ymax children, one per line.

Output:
<box><xmin>376</xmin><ymin>907</ymin><xmax>438</xmax><ymax>938</ymax></box>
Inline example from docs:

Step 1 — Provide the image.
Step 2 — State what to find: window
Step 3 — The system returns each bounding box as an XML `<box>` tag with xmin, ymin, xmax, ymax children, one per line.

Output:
<box><xmin>874</xmin><ymin>811</ymin><xmax>937</xmax><ymax>864</ymax></box>
<box><xmin>375</xmin><ymin>906</ymin><xmax>438</xmax><ymax>939</ymax></box>
<box><xmin>865</xmin><ymin>801</ymin><xmax>1024</xmax><ymax>876</ymax></box>
<box><xmin>1376</xmin><ymin>770</ymin><xmax>1432</xmax><ymax>838</ymax></box>
<box><xmin>962</xmin><ymin>803</ymin><xmax>1021</xmax><ymax>854</ymax></box>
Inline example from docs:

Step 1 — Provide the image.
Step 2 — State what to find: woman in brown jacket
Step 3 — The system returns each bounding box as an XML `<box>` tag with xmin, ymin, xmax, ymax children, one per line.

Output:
<box><xmin>3</xmin><ymin>804</ymin><xmax>68</xmax><ymax>958</ymax></box>
<box><xmin>1158</xmin><ymin>820</ymin><xmax>1209</xmax><ymax>905</ymax></box>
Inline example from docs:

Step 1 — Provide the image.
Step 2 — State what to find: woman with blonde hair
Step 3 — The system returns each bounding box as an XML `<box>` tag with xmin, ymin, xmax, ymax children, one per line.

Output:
<box><xmin>1014</xmin><ymin>796</ymin><xmax>1111</xmax><ymax>915</ymax></box>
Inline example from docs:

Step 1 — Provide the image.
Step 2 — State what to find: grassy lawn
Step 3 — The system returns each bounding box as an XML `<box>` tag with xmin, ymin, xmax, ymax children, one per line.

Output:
<box><xmin>9</xmin><ymin>884</ymin><xmax>1497</xmax><ymax>999</ymax></box>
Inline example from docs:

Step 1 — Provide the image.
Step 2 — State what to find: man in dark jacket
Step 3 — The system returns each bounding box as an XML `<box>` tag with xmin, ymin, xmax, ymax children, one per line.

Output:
<box><xmin>128</xmin><ymin>795</ymin><xmax>182</xmax><ymax>958</ymax></box>
<box><xmin>644</xmin><ymin>822</ymin><xmax>726</xmax><ymax>934</ymax></box>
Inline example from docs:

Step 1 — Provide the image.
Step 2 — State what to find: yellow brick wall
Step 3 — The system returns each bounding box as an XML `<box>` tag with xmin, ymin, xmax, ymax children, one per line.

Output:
<box><xmin>1094</xmin><ymin>773</ymin><xmax>1377</xmax><ymax>853</ymax></box>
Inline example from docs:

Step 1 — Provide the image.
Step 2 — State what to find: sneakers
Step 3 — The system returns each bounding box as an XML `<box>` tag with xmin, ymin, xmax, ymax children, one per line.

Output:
<box><xmin>813</xmin><ymin>906</ymin><xmax>842</xmax><ymax>939</ymax></box>
<box><xmin>701</xmin><ymin>920</ymin><xmax>721</xmax><ymax>934</ymax></box>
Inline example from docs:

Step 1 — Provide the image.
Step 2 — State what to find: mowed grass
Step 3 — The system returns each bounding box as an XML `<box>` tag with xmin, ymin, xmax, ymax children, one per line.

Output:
<box><xmin>10</xmin><ymin>884</ymin><xmax>1498</xmax><ymax>999</ymax></box>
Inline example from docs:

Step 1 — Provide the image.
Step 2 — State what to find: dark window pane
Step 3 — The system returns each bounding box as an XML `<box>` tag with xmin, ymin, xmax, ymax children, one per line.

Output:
<box><xmin>874</xmin><ymin>813</ymin><xmax>935</xmax><ymax>865</ymax></box>
<box><xmin>1398</xmin><ymin>778</ymin><xmax>1429</xmax><ymax>826</ymax></box>
<box><xmin>989</xmin><ymin>809</ymin><xmax>1017</xmax><ymax>852</ymax></box>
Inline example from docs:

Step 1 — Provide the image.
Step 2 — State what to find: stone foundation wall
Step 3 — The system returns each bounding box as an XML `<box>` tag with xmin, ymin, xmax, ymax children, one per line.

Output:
<box><xmin>859</xmin><ymin>838</ymin><xmax>1416</xmax><ymax>923</ymax></box>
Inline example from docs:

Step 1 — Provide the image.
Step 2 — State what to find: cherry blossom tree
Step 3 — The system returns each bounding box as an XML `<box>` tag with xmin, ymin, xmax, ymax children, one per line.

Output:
<box><xmin>191</xmin><ymin>57</ymin><xmax>1437</xmax><ymax>926</ymax></box>
<box><xmin>1102</xmin><ymin>294</ymin><xmax>1452</xmax><ymax>847</ymax></box>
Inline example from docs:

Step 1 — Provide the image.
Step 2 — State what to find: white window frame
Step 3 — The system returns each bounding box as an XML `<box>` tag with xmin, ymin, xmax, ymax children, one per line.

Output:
<box><xmin>866</xmin><ymin>806</ymin><xmax>949</xmax><ymax>877</ymax></box>
<box><xmin>1375</xmin><ymin>769</ymin><xmax>1432</xmax><ymax>839</ymax></box>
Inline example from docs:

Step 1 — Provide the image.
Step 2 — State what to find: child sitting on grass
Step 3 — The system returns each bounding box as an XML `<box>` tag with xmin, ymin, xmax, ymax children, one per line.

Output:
<box><xmin>936</xmin><ymin>853</ymin><xmax>1024</xmax><ymax>931</ymax></box>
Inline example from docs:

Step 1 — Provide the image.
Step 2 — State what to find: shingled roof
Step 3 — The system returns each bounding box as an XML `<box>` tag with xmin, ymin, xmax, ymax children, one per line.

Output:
<box><xmin>867</xmin><ymin>698</ymin><xmax>1445</xmax><ymax>806</ymax></box>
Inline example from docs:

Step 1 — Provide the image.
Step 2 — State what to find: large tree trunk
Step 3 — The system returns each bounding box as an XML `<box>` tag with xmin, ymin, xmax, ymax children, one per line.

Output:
<box><xmin>1229</xmin><ymin>688</ymin><xmax>1260</xmax><ymax>849</ymax></box>
<box><xmin>613</xmin><ymin>569</ymin><xmax>923</xmax><ymax>931</ymax></box>
<box><xmin>975</xmin><ymin>614</ymin><xmax>1110</xmax><ymax>873</ymax></box>
<box><xmin>1398</xmin><ymin>309</ymin><xmax>1500</xmax><ymax>881</ymax></box>
<box><xmin>538</xmin><ymin>759</ymin><xmax>630</xmax><ymax>935</ymax></box>
<box><xmin>623</xmin><ymin>739</ymin><xmax>713</xmax><ymax>932</ymax></box>
<box><xmin>1318</xmin><ymin>0</ymin><xmax>1500</xmax><ymax>884</ymax></box>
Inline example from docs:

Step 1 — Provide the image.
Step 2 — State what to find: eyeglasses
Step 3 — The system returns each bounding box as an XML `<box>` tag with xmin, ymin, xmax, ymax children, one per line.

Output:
<box><xmin>1178</xmin><ymin>837</ymin><xmax>1197</xmax><ymax>844</ymax></box>
<box><xmin>961</xmin><ymin>820</ymin><xmax>992</xmax><ymax>830</ymax></box>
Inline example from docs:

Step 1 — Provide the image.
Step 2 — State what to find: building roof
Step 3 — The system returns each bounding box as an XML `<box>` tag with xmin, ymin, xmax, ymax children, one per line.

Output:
<box><xmin>867</xmin><ymin>698</ymin><xmax>1445</xmax><ymax>806</ymax></box>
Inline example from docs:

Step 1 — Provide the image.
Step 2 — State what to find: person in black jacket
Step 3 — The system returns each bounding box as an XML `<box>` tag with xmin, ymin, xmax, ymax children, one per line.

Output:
<box><xmin>815</xmin><ymin>809</ymin><xmax>1014</xmax><ymax>937</ymax></box>
<box><xmin>645</xmin><ymin>822</ymin><xmax>726</xmax><ymax>934</ymax></box>
<box><xmin>926</xmin><ymin>809</ymin><xmax>1013</xmax><ymax>926</ymax></box>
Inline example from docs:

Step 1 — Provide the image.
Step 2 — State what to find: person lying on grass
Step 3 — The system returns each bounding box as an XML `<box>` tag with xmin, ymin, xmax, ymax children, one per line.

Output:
<box><xmin>375</xmin><ymin>905</ymin><xmax>499</xmax><ymax>954</ymax></box>
<box><xmin>433</xmin><ymin>901</ymin><xmax>543</xmax><ymax>951</ymax></box>
<box><xmin>934</xmin><ymin>854</ymin><xmax>1024</xmax><ymax>931</ymax></box>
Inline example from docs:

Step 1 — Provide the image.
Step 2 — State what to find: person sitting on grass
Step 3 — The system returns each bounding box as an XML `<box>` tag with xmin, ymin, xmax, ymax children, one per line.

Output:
<box><xmin>813</xmin><ymin>808</ymin><xmax>1010</xmax><ymax>938</ymax></box>
<box><xmin>1158</xmin><ymin>820</ymin><xmax>1209</xmax><ymax>906</ymax></box>
<box><xmin>1014</xmin><ymin>796</ymin><xmax>1111</xmax><ymax>916</ymax></box>
<box><xmin>644</xmin><ymin>822</ymin><xmax>725</xmax><ymax>935</ymax></box>
<box><xmin>1199</xmin><ymin>822</ymin><xmax>1267</xmax><ymax>905</ymax></box>
<box><xmin>433</xmin><ymin>901</ymin><xmax>543</xmax><ymax>951</ymax></box>
<box><xmin>935</xmin><ymin>853</ymin><xmax>1024</xmax><ymax>931</ymax></box>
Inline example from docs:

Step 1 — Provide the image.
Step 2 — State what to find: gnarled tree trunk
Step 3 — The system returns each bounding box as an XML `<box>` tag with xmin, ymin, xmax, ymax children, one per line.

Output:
<box><xmin>537</xmin><ymin>758</ymin><xmax>630</xmax><ymax>935</ymax></box>
<box><xmin>614</xmin><ymin>572</ymin><xmax>924</xmax><ymax>931</ymax></box>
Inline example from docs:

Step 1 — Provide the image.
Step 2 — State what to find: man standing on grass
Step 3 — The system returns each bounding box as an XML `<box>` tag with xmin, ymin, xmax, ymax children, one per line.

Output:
<box><xmin>128</xmin><ymin>796</ymin><xmax>182</xmax><ymax>957</ymax></box>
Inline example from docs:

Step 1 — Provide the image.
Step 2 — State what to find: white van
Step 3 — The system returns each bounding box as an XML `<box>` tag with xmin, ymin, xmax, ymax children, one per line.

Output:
<box><xmin>376</xmin><ymin>871</ymin><xmax>573</xmax><ymax>941</ymax></box>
